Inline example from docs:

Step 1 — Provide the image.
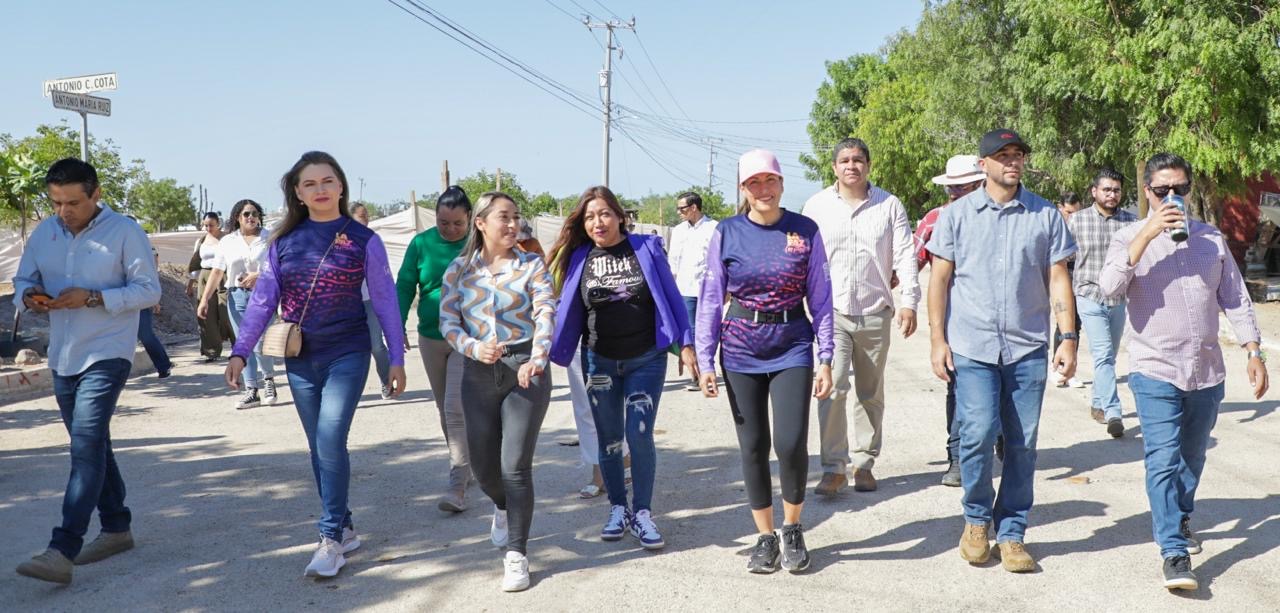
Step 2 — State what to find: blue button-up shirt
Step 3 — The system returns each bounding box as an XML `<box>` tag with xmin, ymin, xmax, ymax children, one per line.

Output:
<box><xmin>926</xmin><ymin>186</ymin><xmax>1076</xmax><ymax>364</ymax></box>
<box><xmin>12</xmin><ymin>204</ymin><xmax>161</xmax><ymax>376</ymax></box>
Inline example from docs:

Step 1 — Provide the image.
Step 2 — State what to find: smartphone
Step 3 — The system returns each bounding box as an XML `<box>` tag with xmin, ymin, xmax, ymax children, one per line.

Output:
<box><xmin>28</xmin><ymin>292</ymin><xmax>53</xmax><ymax>306</ymax></box>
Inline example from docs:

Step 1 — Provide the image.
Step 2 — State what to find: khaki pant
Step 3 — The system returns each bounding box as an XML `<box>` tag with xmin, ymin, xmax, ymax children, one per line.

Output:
<box><xmin>419</xmin><ymin>336</ymin><xmax>470</xmax><ymax>490</ymax></box>
<box><xmin>196</xmin><ymin>268</ymin><xmax>234</xmax><ymax>358</ymax></box>
<box><xmin>817</xmin><ymin>307</ymin><xmax>891</xmax><ymax>473</ymax></box>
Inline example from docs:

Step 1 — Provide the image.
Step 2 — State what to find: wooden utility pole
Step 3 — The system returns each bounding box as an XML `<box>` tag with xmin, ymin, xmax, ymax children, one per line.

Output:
<box><xmin>1136</xmin><ymin>160</ymin><xmax>1147</xmax><ymax>218</ymax></box>
<box><xmin>496</xmin><ymin>167</ymin><xmax>503</xmax><ymax>191</ymax></box>
<box><xmin>441</xmin><ymin>160</ymin><xmax>450</xmax><ymax>191</ymax></box>
<box><xmin>412</xmin><ymin>190</ymin><xmax>420</xmax><ymax>233</ymax></box>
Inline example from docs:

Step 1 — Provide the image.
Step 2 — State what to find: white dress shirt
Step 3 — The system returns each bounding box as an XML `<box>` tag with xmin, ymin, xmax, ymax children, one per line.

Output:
<box><xmin>667</xmin><ymin>214</ymin><xmax>718</xmax><ymax>297</ymax></box>
<box><xmin>802</xmin><ymin>183</ymin><xmax>920</xmax><ymax>316</ymax></box>
<box><xmin>211</xmin><ymin>230</ymin><xmax>270</xmax><ymax>290</ymax></box>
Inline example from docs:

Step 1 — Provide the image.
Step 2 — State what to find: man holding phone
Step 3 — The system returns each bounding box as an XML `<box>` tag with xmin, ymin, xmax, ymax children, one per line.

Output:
<box><xmin>12</xmin><ymin>158</ymin><xmax>161</xmax><ymax>584</ymax></box>
<box><xmin>1099</xmin><ymin>152</ymin><xmax>1268</xmax><ymax>591</ymax></box>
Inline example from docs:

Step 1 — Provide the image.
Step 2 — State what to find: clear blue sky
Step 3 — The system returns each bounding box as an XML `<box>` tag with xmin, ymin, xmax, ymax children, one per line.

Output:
<box><xmin>2</xmin><ymin>1</ymin><xmax>922</xmax><ymax>214</ymax></box>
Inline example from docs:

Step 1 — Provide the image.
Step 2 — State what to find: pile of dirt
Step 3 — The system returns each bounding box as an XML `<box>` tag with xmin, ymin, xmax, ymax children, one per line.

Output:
<box><xmin>0</xmin><ymin>264</ymin><xmax>199</xmax><ymax>358</ymax></box>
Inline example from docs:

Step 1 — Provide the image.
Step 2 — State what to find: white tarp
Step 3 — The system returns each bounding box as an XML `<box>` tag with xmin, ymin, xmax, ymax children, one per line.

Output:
<box><xmin>0</xmin><ymin>229</ymin><xmax>22</xmax><ymax>283</ymax></box>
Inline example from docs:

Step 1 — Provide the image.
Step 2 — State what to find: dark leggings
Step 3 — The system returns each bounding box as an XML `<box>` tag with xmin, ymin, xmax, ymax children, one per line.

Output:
<box><xmin>460</xmin><ymin>356</ymin><xmax>551</xmax><ymax>555</ymax></box>
<box><xmin>724</xmin><ymin>367</ymin><xmax>812</xmax><ymax>510</ymax></box>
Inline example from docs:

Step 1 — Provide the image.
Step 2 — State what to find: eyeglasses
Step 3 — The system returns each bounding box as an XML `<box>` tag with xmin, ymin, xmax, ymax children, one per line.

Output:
<box><xmin>240</xmin><ymin>211</ymin><xmax>261</xmax><ymax>218</ymax></box>
<box><xmin>1148</xmin><ymin>182</ymin><xmax>1191</xmax><ymax>199</ymax></box>
<box><xmin>945</xmin><ymin>182</ymin><xmax>981</xmax><ymax>194</ymax></box>
<box><xmin>676</xmin><ymin>203</ymin><xmax>695</xmax><ymax>212</ymax></box>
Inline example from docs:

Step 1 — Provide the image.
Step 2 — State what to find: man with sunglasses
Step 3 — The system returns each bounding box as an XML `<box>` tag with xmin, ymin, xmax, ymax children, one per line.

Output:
<box><xmin>913</xmin><ymin>154</ymin><xmax>984</xmax><ymax>487</ymax></box>
<box><xmin>667</xmin><ymin>191</ymin><xmax>717</xmax><ymax>391</ymax></box>
<box><xmin>1068</xmin><ymin>169</ymin><xmax>1137</xmax><ymax>438</ymax></box>
<box><xmin>1099</xmin><ymin>152</ymin><xmax>1268</xmax><ymax>591</ymax></box>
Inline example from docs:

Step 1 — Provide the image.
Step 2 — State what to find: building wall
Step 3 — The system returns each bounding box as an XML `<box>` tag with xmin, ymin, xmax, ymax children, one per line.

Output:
<box><xmin>1220</xmin><ymin>173</ymin><xmax>1280</xmax><ymax>267</ymax></box>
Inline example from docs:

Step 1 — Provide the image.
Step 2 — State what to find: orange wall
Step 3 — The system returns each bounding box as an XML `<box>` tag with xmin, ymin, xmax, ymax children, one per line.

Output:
<box><xmin>1221</xmin><ymin>173</ymin><xmax>1279</xmax><ymax>266</ymax></box>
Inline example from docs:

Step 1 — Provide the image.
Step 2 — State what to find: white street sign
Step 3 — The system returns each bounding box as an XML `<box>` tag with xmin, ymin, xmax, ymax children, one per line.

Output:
<box><xmin>43</xmin><ymin>72</ymin><xmax>118</xmax><ymax>97</ymax></box>
<box><xmin>51</xmin><ymin>91</ymin><xmax>112</xmax><ymax>117</ymax></box>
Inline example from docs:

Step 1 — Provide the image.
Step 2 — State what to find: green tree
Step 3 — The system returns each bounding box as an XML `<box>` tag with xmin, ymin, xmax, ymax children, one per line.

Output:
<box><xmin>456</xmin><ymin>169</ymin><xmax>532</xmax><ymax>212</ymax></box>
<box><xmin>128</xmin><ymin>174</ymin><xmax>196</xmax><ymax>232</ymax></box>
<box><xmin>0</xmin><ymin>123</ymin><xmax>144</xmax><ymax>217</ymax></box>
<box><xmin>0</xmin><ymin>147</ymin><xmax>44</xmax><ymax>233</ymax></box>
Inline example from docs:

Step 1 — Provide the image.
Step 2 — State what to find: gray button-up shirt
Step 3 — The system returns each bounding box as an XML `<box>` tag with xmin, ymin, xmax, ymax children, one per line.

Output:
<box><xmin>926</xmin><ymin>186</ymin><xmax>1077</xmax><ymax>364</ymax></box>
<box><xmin>12</xmin><ymin>204</ymin><xmax>161</xmax><ymax>376</ymax></box>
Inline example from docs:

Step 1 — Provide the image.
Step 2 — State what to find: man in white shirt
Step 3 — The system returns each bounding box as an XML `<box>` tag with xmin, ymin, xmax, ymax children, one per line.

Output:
<box><xmin>667</xmin><ymin>191</ymin><xmax>717</xmax><ymax>391</ymax></box>
<box><xmin>803</xmin><ymin>138</ymin><xmax>920</xmax><ymax>494</ymax></box>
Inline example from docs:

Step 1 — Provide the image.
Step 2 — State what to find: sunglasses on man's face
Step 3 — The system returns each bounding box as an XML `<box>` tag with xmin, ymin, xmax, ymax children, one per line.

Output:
<box><xmin>676</xmin><ymin>203</ymin><xmax>694</xmax><ymax>212</ymax></box>
<box><xmin>1148</xmin><ymin>182</ymin><xmax>1191</xmax><ymax>199</ymax></box>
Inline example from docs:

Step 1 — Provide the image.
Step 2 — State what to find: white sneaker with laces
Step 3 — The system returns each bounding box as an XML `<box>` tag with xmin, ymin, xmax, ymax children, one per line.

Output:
<box><xmin>502</xmin><ymin>551</ymin><xmax>530</xmax><ymax>592</ymax></box>
<box><xmin>263</xmin><ymin>379</ymin><xmax>278</xmax><ymax>405</ymax></box>
<box><xmin>380</xmin><ymin>384</ymin><xmax>393</xmax><ymax>400</ymax></box>
<box><xmin>303</xmin><ymin>537</ymin><xmax>346</xmax><ymax>577</ymax></box>
<box><xmin>341</xmin><ymin>526</ymin><xmax>360</xmax><ymax>553</ymax></box>
<box><xmin>630</xmin><ymin>509</ymin><xmax>666</xmax><ymax>550</ymax></box>
<box><xmin>235</xmin><ymin>388</ymin><xmax>260</xmax><ymax>410</ymax></box>
<box><xmin>1067</xmin><ymin>376</ymin><xmax>1085</xmax><ymax>388</ymax></box>
<box><xmin>491</xmin><ymin>505</ymin><xmax>509</xmax><ymax>547</ymax></box>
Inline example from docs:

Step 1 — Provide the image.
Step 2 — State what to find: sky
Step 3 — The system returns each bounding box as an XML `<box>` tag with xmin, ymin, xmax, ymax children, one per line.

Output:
<box><xmin>2</xmin><ymin>1</ymin><xmax>923</xmax><ymax>214</ymax></box>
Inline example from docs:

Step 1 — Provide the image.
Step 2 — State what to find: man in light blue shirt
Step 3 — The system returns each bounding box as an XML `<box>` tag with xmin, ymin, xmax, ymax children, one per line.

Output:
<box><xmin>13</xmin><ymin>158</ymin><xmax>160</xmax><ymax>584</ymax></box>
<box><xmin>926</xmin><ymin>129</ymin><xmax>1078</xmax><ymax>573</ymax></box>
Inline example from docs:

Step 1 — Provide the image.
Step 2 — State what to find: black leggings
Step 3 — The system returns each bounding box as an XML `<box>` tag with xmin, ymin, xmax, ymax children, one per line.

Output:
<box><xmin>724</xmin><ymin>367</ymin><xmax>812</xmax><ymax>510</ymax></box>
<box><xmin>460</xmin><ymin>356</ymin><xmax>551</xmax><ymax>555</ymax></box>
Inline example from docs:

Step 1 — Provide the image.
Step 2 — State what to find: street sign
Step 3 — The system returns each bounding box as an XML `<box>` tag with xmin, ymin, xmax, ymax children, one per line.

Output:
<box><xmin>51</xmin><ymin>91</ymin><xmax>112</xmax><ymax>117</ymax></box>
<box><xmin>43</xmin><ymin>72</ymin><xmax>118</xmax><ymax>97</ymax></box>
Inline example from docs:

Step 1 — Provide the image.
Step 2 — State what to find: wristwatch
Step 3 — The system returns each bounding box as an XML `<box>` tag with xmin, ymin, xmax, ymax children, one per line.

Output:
<box><xmin>85</xmin><ymin>290</ymin><xmax>103</xmax><ymax>308</ymax></box>
<box><xmin>1059</xmin><ymin>332</ymin><xmax>1079</xmax><ymax>341</ymax></box>
<box><xmin>1247</xmin><ymin>349</ymin><xmax>1266</xmax><ymax>363</ymax></box>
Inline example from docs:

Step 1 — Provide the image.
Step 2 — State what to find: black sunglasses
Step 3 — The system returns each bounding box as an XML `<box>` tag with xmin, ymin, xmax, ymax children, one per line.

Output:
<box><xmin>240</xmin><ymin>211</ymin><xmax>262</xmax><ymax>218</ymax></box>
<box><xmin>1148</xmin><ymin>182</ymin><xmax>1191</xmax><ymax>199</ymax></box>
<box><xmin>676</xmin><ymin>203</ymin><xmax>695</xmax><ymax>212</ymax></box>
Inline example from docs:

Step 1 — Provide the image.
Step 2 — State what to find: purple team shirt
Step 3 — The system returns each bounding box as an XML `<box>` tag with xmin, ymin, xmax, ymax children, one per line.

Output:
<box><xmin>696</xmin><ymin>211</ymin><xmax>835</xmax><ymax>374</ymax></box>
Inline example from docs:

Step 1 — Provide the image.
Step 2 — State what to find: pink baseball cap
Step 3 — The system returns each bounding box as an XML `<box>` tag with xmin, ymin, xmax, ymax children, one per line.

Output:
<box><xmin>738</xmin><ymin>149</ymin><xmax>783</xmax><ymax>185</ymax></box>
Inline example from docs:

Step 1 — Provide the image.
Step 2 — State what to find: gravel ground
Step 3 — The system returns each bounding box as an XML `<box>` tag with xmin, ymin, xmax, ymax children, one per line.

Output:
<box><xmin>0</xmin><ymin>296</ymin><xmax>1276</xmax><ymax>611</ymax></box>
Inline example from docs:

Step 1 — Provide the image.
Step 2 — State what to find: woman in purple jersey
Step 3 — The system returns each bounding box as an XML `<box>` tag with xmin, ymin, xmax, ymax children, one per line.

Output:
<box><xmin>225</xmin><ymin>151</ymin><xmax>407</xmax><ymax>579</ymax></box>
<box><xmin>696</xmin><ymin>149</ymin><xmax>834</xmax><ymax>575</ymax></box>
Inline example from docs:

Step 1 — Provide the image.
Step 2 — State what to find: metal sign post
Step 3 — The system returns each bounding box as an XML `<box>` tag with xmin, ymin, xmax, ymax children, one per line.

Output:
<box><xmin>50</xmin><ymin>90</ymin><xmax>111</xmax><ymax>163</ymax></box>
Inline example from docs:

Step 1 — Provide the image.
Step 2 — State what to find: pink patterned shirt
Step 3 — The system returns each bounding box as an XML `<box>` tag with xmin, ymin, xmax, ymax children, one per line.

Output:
<box><xmin>1099</xmin><ymin>220</ymin><xmax>1260</xmax><ymax>391</ymax></box>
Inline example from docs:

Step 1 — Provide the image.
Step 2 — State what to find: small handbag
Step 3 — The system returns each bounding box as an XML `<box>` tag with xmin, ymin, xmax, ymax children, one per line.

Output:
<box><xmin>260</xmin><ymin>220</ymin><xmax>351</xmax><ymax>358</ymax></box>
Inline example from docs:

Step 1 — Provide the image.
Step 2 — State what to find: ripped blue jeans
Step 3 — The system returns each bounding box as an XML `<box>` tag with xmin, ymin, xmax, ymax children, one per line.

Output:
<box><xmin>582</xmin><ymin>346</ymin><xmax>668</xmax><ymax>512</ymax></box>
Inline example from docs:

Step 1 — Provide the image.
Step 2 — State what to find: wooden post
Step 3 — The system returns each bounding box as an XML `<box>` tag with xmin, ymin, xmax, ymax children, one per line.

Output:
<box><xmin>1136</xmin><ymin>159</ymin><xmax>1147</xmax><ymax>219</ymax></box>
<box><xmin>441</xmin><ymin>160</ymin><xmax>450</xmax><ymax>191</ymax></box>
<box><xmin>412</xmin><ymin>190</ymin><xmax>420</xmax><ymax>233</ymax></box>
<box><xmin>496</xmin><ymin>167</ymin><xmax>503</xmax><ymax>191</ymax></box>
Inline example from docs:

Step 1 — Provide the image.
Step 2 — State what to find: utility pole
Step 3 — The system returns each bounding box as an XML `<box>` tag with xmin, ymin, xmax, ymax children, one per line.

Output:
<box><xmin>441</xmin><ymin>160</ymin><xmax>450</xmax><ymax>191</ymax></box>
<box><xmin>585</xmin><ymin>16</ymin><xmax>635</xmax><ymax>188</ymax></box>
<box><xmin>496</xmin><ymin>167</ymin><xmax>503</xmax><ymax>191</ymax></box>
<box><xmin>704</xmin><ymin>138</ymin><xmax>721</xmax><ymax>193</ymax></box>
<box><xmin>358</xmin><ymin>177</ymin><xmax>365</xmax><ymax>203</ymax></box>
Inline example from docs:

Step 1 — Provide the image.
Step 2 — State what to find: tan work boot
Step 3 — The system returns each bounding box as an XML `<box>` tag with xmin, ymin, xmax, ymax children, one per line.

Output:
<box><xmin>852</xmin><ymin>468</ymin><xmax>877</xmax><ymax>492</ymax></box>
<box><xmin>16</xmin><ymin>548</ymin><xmax>73</xmax><ymax>584</ymax></box>
<box><xmin>958</xmin><ymin>523</ymin><xmax>990</xmax><ymax>564</ymax></box>
<box><xmin>814</xmin><ymin>472</ymin><xmax>847</xmax><ymax>496</ymax></box>
<box><xmin>998</xmin><ymin>541</ymin><xmax>1036</xmax><ymax>572</ymax></box>
<box><xmin>74</xmin><ymin>530</ymin><xmax>134</xmax><ymax>565</ymax></box>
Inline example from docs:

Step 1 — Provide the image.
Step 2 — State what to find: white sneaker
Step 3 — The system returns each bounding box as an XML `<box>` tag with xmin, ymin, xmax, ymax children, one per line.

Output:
<box><xmin>380</xmin><ymin>385</ymin><xmax>393</xmax><ymax>400</ymax></box>
<box><xmin>501</xmin><ymin>551</ymin><xmax>530</xmax><ymax>592</ymax></box>
<box><xmin>1050</xmin><ymin>370</ymin><xmax>1066</xmax><ymax>387</ymax></box>
<box><xmin>263</xmin><ymin>378</ymin><xmax>278</xmax><ymax>405</ymax></box>
<box><xmin>1067</xmin><ymin>377</ymin><xmax>1085</xmax><ymax>388</ymax></box>
<box><xmin>491</xmin><ymin>505</ymin><xmax>509</xmax><ymax>547</ymax></box>
<box><xmin>341</xmin><ymin>526</ymin><xmax>361</xmax><ymax>553</ymax></box>
<box><xmin>303</xmin><ymin>537</ymin><xmax>346</xmax><ymax>577</ymax></box>
<box><xmin>629</xmin><ymin>509</ymin><xmax>666</xmax><ymax>550</ymax></box>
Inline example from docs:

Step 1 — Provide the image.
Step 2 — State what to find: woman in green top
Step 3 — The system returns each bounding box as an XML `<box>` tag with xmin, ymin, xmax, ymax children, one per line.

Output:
<box><xmin>396</xmin><ymin>186</ymin><xmax>473</xmax><ymax>512</ymax></box>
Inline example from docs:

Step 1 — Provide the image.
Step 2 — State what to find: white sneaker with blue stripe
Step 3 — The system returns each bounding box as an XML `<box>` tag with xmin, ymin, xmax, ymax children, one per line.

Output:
<box><xmin>630</xmin><ymin>509</ymin><xmax>665</xmax><ymax>550</ymax></box>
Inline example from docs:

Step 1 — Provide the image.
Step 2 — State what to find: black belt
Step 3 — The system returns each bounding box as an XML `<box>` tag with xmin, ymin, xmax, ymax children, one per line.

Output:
<box><xmin>500</xmin><ymin>340</ymin><xmax>533</xmax><ymax>357</ymax></box>
<box><xmin>726</xmin><ymin>298</ymin><xmax>806</xmax><ymax>324</ymax></box>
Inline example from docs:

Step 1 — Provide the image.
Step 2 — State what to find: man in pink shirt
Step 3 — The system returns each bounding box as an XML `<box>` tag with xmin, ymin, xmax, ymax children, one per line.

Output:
<box><xmin>1099</xmin><ymin>152</ymin><xmax>1269</xmax><ymax>591</ymax></box>
<box><xmin>913</xmin><ymin>154</ymin><xmax>983</xmax><ymax>487</ymax></box>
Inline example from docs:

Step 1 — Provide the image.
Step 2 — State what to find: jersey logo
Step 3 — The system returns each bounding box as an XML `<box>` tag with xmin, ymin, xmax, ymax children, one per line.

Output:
<box><xmin>784</xmin><ymin>232</ymin><xmax>809</xmax><ymax>255</ymax></box>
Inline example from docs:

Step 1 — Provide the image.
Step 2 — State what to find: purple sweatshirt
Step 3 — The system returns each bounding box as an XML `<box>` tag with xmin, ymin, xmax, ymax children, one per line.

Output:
<box><xmin>696</xmin><ymin>210</ymin><xmax>835</xmax><ymax>374</ymax></box>
<box><xmin>233</xmin><ymin>217</ymin><xmax>405</xmax><ymax>367</ymax></box>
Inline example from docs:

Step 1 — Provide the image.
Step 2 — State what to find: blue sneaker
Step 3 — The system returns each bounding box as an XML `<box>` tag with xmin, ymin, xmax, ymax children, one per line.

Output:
<box><xmin>601</xmin><ymin>505</ymin><xmax>630</xmax><ymax>541</ymax></box>
<box><xmin>630</xmin><ymin>509</ymin><xmax>665</xmax><ymax>550</ymax></box>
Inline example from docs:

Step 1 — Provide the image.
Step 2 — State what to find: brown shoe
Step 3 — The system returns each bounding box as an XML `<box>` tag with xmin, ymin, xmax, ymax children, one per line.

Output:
<box><xmin>74</xmin><ymin>530</ymin><xmax>134</xmax><ymax>565</ymax></box>
<box><xmin>998</xmin><ymin>541</ymin><xmax>1036</xmax><ymax>572</ymax></box>
<box><xmin>852</xmin><ymin>468</ymin><xmax>877</xmax><ymax>492</ymax></box>
<box><xmin>1089</xmin><ymin>406</ymin><xmax>1106</xmax><ymax>424</ymax></box>
<box><xmin>814</xmin><ymin>472</ymin><xmax>847</xmax><ymax>496</ymax></box>
<box><xmin>437</xmin><ymin>488</ymin><xmax>467</xmax><ymax>513</ymax></box>
<box><xmin>16</xmin><ymin>548</ymin><xmax>72</xmax><ymax>584</ymax></box>
<box><xmin>958</xmin><ymin>523</ymin><xmax>990</xmax><ymax>563</ymax></box>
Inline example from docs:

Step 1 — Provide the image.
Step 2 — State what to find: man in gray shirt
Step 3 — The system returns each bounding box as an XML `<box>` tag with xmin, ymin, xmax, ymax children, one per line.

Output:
<box><xmin>926</xmin><ymin>129</ymin><xmax>1078</xmax><ymax>573</ymax></box>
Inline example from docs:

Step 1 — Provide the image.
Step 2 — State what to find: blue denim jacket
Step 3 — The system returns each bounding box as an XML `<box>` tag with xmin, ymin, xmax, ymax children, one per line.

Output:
<box><xmin>549</xmin><ymin>234</ymin><xmax>693</xmax><ymax>367</ymax></box>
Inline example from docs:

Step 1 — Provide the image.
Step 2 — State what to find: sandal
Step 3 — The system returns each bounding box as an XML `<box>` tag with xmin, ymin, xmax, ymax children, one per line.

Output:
<box><xmin>578</xmin><ymin>483</ymin><xmax>604</xmax><ymax>499</ymax></box>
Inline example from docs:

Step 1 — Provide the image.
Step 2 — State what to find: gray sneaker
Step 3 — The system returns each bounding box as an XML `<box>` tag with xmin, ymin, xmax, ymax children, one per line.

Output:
<box><xmin>941</xmin><ymin>461</ymin><xmax>962</xmax><ymax>487</ymax></box>
<box><xmin>16</xmin><ymin>548</ymin><xmax>72</xmax><ymax>584</ymax></box>
<box><xmin>438</xmin><ymin>489</ymin><xmax>467</xmax><ymax>513</ymax></box>
<box><xmin>263</xmin><ymin>379</ymin><xmax>278</xmax><ymax>405</ymax></box>
<box><xmin>747</xmin><ymin>533</ymin><xmax>780</xmax><ymax>574</ymax></box>
<box><xmin>73</xmin><ymin>530</ymin><xmax>134</xmax><ymax>565</ymax></box>
<box><xmin>1162</xmin><ymin>555</ymin><xmax>1198</xmax><ymax>590</ymax></box>
<box><xmin>235</xmin><ymin>388</ymin><xmax>260</xmax><ymax>410</ymax></box>
<box><xmin>779</xmin><ymin>524</ymin><xmax>810</xmax><ymax>572</ymax></box>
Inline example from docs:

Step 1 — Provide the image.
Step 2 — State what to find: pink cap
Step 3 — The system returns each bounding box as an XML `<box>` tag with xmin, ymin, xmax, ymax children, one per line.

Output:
<box><xmin>738</xmin><ymin>149</ymin><xmax>783</xmax><ymax>184</ymax></box>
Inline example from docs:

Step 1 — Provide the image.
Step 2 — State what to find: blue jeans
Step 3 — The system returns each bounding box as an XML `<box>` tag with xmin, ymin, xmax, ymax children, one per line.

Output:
<box><xmin>227</xmin><ymin>288</ymin><xmax>277</xmax><ymax>389</ymax></box>
<box><xmin>285</xmin><ymin>351</ymin><xmax>370</xmax><ymax>540</ymax></box>
<box><xmin>49</xmin><ymin>358</ymin><xmax>133</xmax><ymax>559</ymax></box>
<box><xmin>953</xmin><ymin>348</ymin><xmax>1047</xmax><ymax>542</ymax></box>
<box><xmin>363</xmin><ymin>300</ymin><xmax>391</xmax><ymax>386</ymax></box>
<box><xmin>944</xmin><ymin>376</ymin><xmax>958</xmax><ymax>461</ymax></box>
<box><xmin>136</xmin><ymin>308</ymin><xmax>171</xmax><ymax>376</ymax></box>
<box><xmin>1077</xmin><ymin>296</ymin><xmax>1126</xmax><ymax>420</ymax></box>
<box><xmin>583</xmin><ymin>346</ymin><xmax>668</xmax><ymax>512</ymax></box>
<box><xmin>682</xmin><ymin>296</ymin><xmax>698</xmax><ymax>333</ymax></box>
<box><xmin>1129</xmin><ymin>373</ymin><xmax>1223</xmax><ymax>559</ymax></box>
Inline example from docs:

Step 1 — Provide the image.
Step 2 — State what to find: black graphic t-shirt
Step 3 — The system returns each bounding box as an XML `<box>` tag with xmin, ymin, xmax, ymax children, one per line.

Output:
<box><xmin>580</xmin><ymin>239</ymin><xmax>656</xmax><ymax>359</ymax></box>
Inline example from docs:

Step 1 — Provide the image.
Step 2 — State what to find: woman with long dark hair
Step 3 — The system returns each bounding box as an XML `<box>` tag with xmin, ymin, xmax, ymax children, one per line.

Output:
<box><xmin>439</xmin><ymin>191</ymin><xmax>554</xmax><ymax>592</ymax></box>
<box><xmin>547</xmin><ymin>186</ymin><xmax>698</xmax><ymax>551</ymax></box>
<box><xmin>199</xmin><ymin>198</ymin><xmax>278</xmax><ymax>409</ymax></box>
<box><xmin>224</xmin><ymin>151</ymin><xmax>406</xmax><ymax>578</ymax></box>
<box><xmin>395</xmin><ymin>186</ymin><xmax>474</xmax><ymax>512</ymax></box>
<box><xmin>697</xmin><ymin>149</ymin><xmax>834</xmax><ymax>574</ymax></box>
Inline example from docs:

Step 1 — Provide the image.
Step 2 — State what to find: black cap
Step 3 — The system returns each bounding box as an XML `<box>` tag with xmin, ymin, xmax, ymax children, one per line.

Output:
<box><xmin>979</xmin><ymin>128</ymin><xmax>1031</xmax><ymax>158</ymax></box>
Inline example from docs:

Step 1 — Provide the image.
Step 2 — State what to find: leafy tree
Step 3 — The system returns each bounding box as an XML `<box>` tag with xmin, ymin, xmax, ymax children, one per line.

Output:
<box><xmin>0</xmin><ymin>147</ymin><xmax>44</xmax><ymax>233</ymax></box>
<box><xmin>127</xmin><ymin>174</ymin><xmax>196</xmax><ymax>232</ymax></box>
<box><xmin>0</xmin><ymin>123</ymin><xmax>144</xmax><ymax>218</ymax></box>
<box><xmin>456</xmin><ymin>169</ymin><xmax>532</xmax><ymax>212</ymax></box>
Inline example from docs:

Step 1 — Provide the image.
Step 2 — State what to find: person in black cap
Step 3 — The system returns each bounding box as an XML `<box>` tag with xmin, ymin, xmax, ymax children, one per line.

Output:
<box><xmin>925</xmin><ymin>128</ymin><xmax>1079</xmax><ymax>573</ymax></box>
